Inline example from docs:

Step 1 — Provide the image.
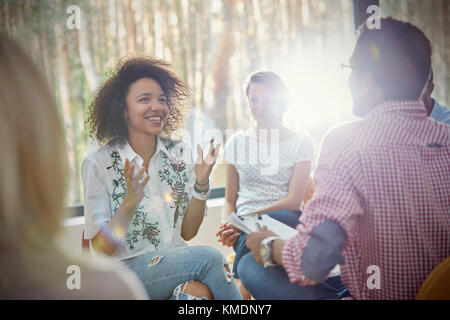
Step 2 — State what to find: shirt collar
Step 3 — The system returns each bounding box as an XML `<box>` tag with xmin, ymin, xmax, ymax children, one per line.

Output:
<box><xmin>117</xmin><ymin>140</ymin><xmax>140</xmax><ymax>164</ymax></box>
<box><xmin>116</xmin><ymin>135</ymin><xmax>169</xmax><ymax>165</ymax></box>
<box><xmin>429</xmin><ymin>99</ymin><xmax>441</xmax><ymax>118</ymax></box>
<box><xmin>156</xmin><ymin>135</ymin><xmax>170</xmax><ymax>155</ymax></box>
<box><xmin>368</xmin><ymin>100</ymin><xmax>427</xmax><ymax>119</ymax></box>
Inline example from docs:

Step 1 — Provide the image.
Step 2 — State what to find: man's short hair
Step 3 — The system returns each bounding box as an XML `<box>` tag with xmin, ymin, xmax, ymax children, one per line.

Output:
<box><xmin>354</xmin><ymin>17</ymin><xmax>432</xmax><ymax>101</ymax></box>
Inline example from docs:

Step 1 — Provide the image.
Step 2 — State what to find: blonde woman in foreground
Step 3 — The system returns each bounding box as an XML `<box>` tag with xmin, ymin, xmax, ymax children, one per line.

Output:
<box><xmin>0</xmin><ymin>33</ymin><xmax>148</xmax><ymax>299</ymax></box>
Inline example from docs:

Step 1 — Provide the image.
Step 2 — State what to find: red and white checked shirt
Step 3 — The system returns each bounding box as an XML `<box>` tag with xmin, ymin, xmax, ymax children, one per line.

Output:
<box><xmin>282</xmin><ymin>100</ymin><xmax>450</xmax><ymax>300</ymax></box>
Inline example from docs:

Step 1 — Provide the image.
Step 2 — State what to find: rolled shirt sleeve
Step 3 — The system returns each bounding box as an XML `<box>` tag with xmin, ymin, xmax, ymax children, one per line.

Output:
<box><xmin>282</xmin><ymin>127</ymin><xmax>365</xmax><ymax>285</ymax></box>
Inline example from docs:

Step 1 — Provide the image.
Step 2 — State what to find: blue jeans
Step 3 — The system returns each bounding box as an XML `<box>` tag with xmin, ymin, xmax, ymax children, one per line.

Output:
<box><xmin>122</xmin><ymin>245</ymin><xmax>242</xmax><ymax>300</ymax></box>
<box><xmin>232</xmin><ymin>210</ymin><xmax>301</xmax><ymax>277</ymax></box>
<box><xmin>233</xmin><ymin>210</ymin><xmax>349</xmax><ymax>300</ymax></box>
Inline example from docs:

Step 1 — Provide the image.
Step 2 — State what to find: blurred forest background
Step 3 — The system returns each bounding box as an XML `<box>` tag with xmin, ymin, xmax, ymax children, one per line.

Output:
<box><xmin>1</xmin><ymin>0</ymin><xmax>449</xmax><ymax>207</ymax></box>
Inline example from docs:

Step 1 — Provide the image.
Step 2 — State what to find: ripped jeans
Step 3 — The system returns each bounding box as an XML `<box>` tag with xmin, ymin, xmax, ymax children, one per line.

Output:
<box><xmin>122</xmin><ymin>245</ymin><xmax>242</xmax><ymax>300</ymax></box>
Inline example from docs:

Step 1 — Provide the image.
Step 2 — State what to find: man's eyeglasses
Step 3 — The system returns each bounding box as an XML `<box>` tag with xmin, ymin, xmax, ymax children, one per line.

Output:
<box><xmin>341</xmin><ymin>62</ymin><xmax>353</xmax><ymax>70</ymax></box>
<box><xmin>340</xmin><ymin>62</ymin><xmax>357</xmax><ymax>78</ymax></box>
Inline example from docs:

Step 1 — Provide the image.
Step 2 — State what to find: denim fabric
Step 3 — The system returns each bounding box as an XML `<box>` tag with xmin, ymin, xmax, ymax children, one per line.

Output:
<box><xmin>238</xmin><ymin>254</ymin><xmax>349</xmax><ymax>299</ymax></box>
<box><xmin>122</xmin><ymin>245</ymin><xmax>242</xmax><ymax>300</ymax></box>
<box><xmin>232</xmin><ymin>210</ymin><xmax>301</xmax><ymax>277</ymax></box>
<box><xmin>232</xmin><ymin>209</ymin><xmax>350</xmax><ymax>299</ymax></box>
<box><xmin>301</xmin><ymin>221</ymin><xmax>347</xmax><ymax>282</ymax></box>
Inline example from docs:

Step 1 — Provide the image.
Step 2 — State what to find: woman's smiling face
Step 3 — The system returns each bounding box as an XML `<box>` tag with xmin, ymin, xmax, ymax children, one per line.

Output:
<box><xmin>124</xmin><ymin>77</ymin><xmax>169</xmax><ymax>138</ymax></box>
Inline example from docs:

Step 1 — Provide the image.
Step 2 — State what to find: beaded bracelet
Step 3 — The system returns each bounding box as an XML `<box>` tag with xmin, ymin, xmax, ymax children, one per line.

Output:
<box><xmin>192</xmin><ymin>184</ymin><xmax>210</xmax><ymax>201</ymax></box>
<box><xmin>193</xmin><ymin>184</ymin><xmax>210</xmax><ymax>195</ymax></box>
<box><xmin>195</xmin><ymin>179</ymin><xmax>209</xmax><ymax>187</ymax></box>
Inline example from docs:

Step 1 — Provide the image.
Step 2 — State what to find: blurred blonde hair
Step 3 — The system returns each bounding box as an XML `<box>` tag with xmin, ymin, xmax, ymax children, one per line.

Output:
<box><xmin>0</xmin><ymin>37</ymin><xmax>148</xmax><ymax>298</ymax></box>
<box><xmin>0</xmin><ymin>33</ymin><xmax>68</xmax><ymax>252</ymax></box>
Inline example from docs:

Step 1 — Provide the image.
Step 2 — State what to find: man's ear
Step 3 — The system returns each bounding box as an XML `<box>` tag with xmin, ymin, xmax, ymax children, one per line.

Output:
<box><xmin>123</xmin><ymin>108</ymin><xmax>128</xmax><ymax>119</ymax></box>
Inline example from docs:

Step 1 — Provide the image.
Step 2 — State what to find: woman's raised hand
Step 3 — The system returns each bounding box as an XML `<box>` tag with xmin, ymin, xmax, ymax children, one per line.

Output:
<box><xmin>123</xmin><ymin>158</ymin><xmax>150</xmax><ymax>208</ymax></box>
<box><xmin>195</xmin><ymin>139</ymin><xmax>221</xmax><ymax>185</ymax></box>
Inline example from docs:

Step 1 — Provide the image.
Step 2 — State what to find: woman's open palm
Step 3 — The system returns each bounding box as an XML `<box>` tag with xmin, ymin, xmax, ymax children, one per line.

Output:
<box><xmin>195</xmin><ymin>139</ymin><xmax>221</xmax><ymax>184</ymax></box>
<box><xmin>124</xmin><ymin>158</ymin><xmax>150</xmax><ymax>207</ymax></box>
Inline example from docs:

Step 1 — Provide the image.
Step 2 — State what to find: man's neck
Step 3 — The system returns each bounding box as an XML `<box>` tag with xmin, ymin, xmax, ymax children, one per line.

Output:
<box><xmin>360</xmin><ymin>94</ymin><xmax>396</xmax><ymax>118</ymax></box>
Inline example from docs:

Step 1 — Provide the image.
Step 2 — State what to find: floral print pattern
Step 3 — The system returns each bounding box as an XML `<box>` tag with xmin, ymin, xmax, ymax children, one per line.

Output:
<box><xmin>127</xmin><ymin>205</ymin><xmax>161</xmax><ymax>250</ymax></box>
<box><xmin>110</xmin><ymin>151</ymin><xmax>126</xmax><ymax>215</ymax></box>
<box><xmin>159</xmin><ymin>151</ymin><xmax>190</xmax><ymax>228</ymax></box>
<box><xmin>110</xmin><ymin>150</ymin><xmax>161</xmax><ymax>251</ymax></box>
<box><xmin>108</xmin><ymin>139</ymin><xmax>192</xmax><ymax>253</ymax></box>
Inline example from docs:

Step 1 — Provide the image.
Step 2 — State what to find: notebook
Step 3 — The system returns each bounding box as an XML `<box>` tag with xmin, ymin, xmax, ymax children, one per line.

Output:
<box><xmin>224</xmin><ymin>214</ymin><xmax>298</xmax><ymax>240</ymax></box>
<box><xmin>224</xmin><ymin>213</ymin><xmax>341</xmax><ymax>277</ymax></box>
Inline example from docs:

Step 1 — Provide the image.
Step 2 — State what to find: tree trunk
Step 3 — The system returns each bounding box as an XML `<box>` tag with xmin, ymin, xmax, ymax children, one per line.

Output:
<box><xmin>141</xmin><ymin>0</ymin><xmax>154</xmax><ymax>55</ymax></box>
<box><xmin>54</xmin><ymin>21</ymin><xmax>80</xmax><ymax>204</ymax></box>
<box><xmin>78</xmin><ymin>5</ymin><xmax>101</xmax><ymax>92</ymax></box>
<box><xmin>151</xmin><ymin>0</ymin><xmax>164</xmax><ymax>58</ymax></box>
<box><xmin>39</xmin><ymin>20</ymin><xmax>54</xmax><ymax>91</ymax></box>
<box><xmin>117</xmin><ymin>0</ymin><xmax>127</xmax><ymax>58</ymax></box>
<box><xmin>175</xmin><ymin>0</ymin><xmax>188</xmax><ymax>81</ymax></box>
<box><xmin>124</xmin><ymin>0</ymin><xmax>137</xmax><ymax>54</ymax></box>
<box><xmin>212</xmin><ymin>0</ymin><xmax>233</xmax><ymax>132</ymax></box>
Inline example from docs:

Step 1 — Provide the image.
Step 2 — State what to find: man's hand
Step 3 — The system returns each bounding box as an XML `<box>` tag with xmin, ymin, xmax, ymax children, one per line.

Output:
<box><xmin>247</xmin><ymin>227</ymin><xmax>318</xmax><ymax>286</ymax></box>
<box><xmin>245</xmin><ymin>226</ymin><xmax>277</xmax><ymax>264</ymax></box>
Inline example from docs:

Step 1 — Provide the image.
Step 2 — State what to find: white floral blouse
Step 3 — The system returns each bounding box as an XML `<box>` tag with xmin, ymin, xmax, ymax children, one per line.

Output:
<box><xmin>82</xmin><ymin>136</ymin><xmax>200</xmax><ymax>260</ymax></box>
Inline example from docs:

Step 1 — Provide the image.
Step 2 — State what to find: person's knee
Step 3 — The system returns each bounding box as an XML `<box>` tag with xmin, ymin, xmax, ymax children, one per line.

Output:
<box><xmin>267</xmin><ymin>210</ymin><xmax>300</xmax><ymax>227</ymax></box>
<box><xmin>189</xmin><ymin>245</ymin><xmax>222</xmax><ymax>263</ymax></box>
<box><xmin>183</xmin><ymin>281</ymin><xmax>213</xmax><ymax>300</ymax></box>
<box><xmin>236</xmin><ymin>256</ymin><xmax>247</xmax><ymax>280</ymax></box>
<box><xmin>196</xmin><ymin>246</ymin><xmax>233</xmax><ymax>280</ymax></box>
<box><xmin>236</xmin><ymin>253</ymin><xmax>258</xmax><ymax>291</ymax></box>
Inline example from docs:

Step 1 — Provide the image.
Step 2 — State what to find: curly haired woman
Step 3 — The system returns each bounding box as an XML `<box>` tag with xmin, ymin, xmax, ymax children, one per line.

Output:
<box><xmin>83</xmin><ymin>57</ymin><xmax>241</xmax><ymax>300</ymax></box>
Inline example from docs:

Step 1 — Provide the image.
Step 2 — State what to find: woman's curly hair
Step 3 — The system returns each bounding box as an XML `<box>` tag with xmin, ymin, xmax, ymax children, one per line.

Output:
<box><xmin>86</xmin><ymin>56</ymin><xmax>190</xmax><ymax>145</ymax></box>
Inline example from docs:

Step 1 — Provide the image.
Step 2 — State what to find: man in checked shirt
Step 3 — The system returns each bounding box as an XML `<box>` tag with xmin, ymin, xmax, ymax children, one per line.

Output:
<box><xmin>243</xmin><ymin>17</ymin><xmax>450</xmax><ymax>300</ymax></box>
